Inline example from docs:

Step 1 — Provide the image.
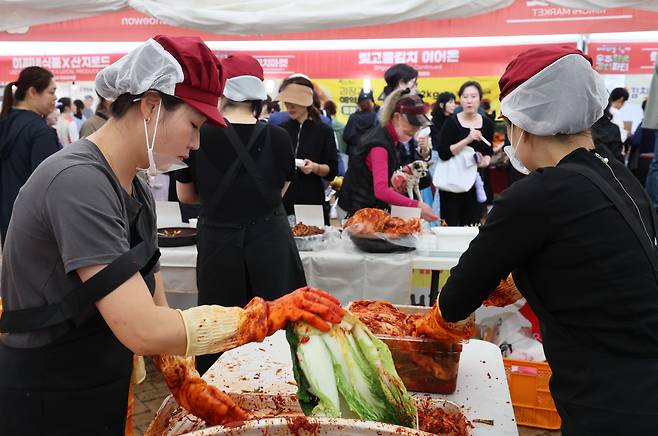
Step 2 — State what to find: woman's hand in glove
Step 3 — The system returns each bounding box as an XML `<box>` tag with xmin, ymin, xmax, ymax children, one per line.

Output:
<box><xmin>266</xmin><ymin>287</ymin><xmax>344</xmax><ymax>335</ymax></box>
<box><xmin>153</xmin><ymin>355</ymin><xmax>248</xmax><ymax>426</ymax></box>
<box><xmin>483</xmin><ymin>274</ymin><xmax>523</xmax><ymax>307</ymax></box>
<box><xmin>411</xmin><ymin>304</ymin><xmax>475</xmax><ymax>341</ymax></box>
<box><xmin>177</xmin><ymin>287</ymin><xmax>344</xmax><ymax>357</ymax></box>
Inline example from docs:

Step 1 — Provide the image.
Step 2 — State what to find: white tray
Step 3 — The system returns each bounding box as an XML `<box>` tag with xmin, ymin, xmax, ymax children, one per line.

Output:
<box><xmin>417</xmin><ymin>228</ymin><xmax>479</xmax><ymax>256</ymax></box>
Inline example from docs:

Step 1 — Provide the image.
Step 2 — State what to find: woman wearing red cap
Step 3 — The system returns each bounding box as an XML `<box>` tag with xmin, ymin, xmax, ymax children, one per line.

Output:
<box><xmin>339</xmin><ymin>88</ymin><xmax>438</xmax><ymax>222</ymax></box>
<box><xmin>416</xmin><ymin>46</ymin><xmax>658</xmax><ymax>434</ymax></box>
<box><xmin>176</xmin><ymin>54</ymin><xmax>307</xmax><ymax>375</ymax></box>
<box><xmin>0</xmin><ymin>36</ymin><xmax>343</xmax><ymax>435</ymax></box>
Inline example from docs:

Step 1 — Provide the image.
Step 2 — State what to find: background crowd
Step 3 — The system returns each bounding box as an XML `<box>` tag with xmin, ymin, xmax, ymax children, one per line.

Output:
<box><xmin>1</xmin><ymin>59</ymin><xmax>657</xmax><ymax>241</ymax></box>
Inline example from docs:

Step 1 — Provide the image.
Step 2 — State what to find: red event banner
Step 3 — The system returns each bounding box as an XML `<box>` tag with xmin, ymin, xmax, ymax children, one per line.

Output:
<box><xmin>218</xmin><ymin>43</ymin><xmax>576</xmax><ymax>79</ymax></box>
<box><xmin>589</xmin><ymin>42</ymin><xmax>658</xmax><ymax>74</ymax></box>
<box><xmin>0</xmin><ymin>43</ymin><xmax>576</xmax><ymax>82</ymax></box>
<box><xmin>2</xmin><ymin>1</ymin><xmax>658</xmax><ymax>42</ymax></box>
<box><xmin>0</xmin><ymin>53</ymin><xmax>124</xmax><ymax>82</ymax></box>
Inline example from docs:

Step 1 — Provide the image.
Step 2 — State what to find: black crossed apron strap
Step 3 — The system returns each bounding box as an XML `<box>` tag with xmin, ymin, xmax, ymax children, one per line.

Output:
<box><xmin>0</xmin><ymin>241</ymin><xmax>160</xmax><ymax>334</ymax></box>
<box><xmin>523</xmin><ymin>157</ymin><xmax>658</xmax><ymax>338</ymax></box>
<box><xmin>560</xmin><ymin>159</ymin><xmax>658</xmax><ymax>284</ymax></box>
<box><xmin>206</xmin><ymin>121</ymin><xmax>271</xmax><ymax>214</ymax></box>
<box><xmin>514</xmin><ymin>157</ymin><xmax>658</xmax><ymax>426</ymax></box>
<box><xmin>224</xmin><ymin>122</ymin><xmax>280</xmax><ymax>205</ymax></box>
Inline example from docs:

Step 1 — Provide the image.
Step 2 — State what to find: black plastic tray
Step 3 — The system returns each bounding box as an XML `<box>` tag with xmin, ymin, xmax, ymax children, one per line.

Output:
<box><xmin>157</xmin><ymin>227</ymin><xmax>197</xmax><ymax>247</ymax></box>
<box><xmin>349</xmin><ymin>233</ymin><xmax>415</xmax><ymax>254</ymax></box>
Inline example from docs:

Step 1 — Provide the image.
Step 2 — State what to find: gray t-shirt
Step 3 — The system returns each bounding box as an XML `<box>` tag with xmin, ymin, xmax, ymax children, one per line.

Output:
<box><xmin>0</xmin><ymin>139</ymin><xmax>159</xmax><ymax>348</ymax></box>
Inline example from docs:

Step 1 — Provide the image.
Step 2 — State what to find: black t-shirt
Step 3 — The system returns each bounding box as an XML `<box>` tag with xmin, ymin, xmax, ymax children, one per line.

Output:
<box><xmin>175</xmin><ymin>122</ymin><xmax>295</xmax><ymax>223</ymax></box>
<box><xmin>437</xmin><ymin>114</ymin><xmax>494</xmax><ymax>161</ymax></box>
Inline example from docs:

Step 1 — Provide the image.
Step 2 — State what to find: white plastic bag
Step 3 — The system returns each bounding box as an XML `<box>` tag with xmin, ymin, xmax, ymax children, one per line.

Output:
<box><xmin>478</xmin><ymin>309</ymin><xmax>546</xmax><ymax>362</ymax></box>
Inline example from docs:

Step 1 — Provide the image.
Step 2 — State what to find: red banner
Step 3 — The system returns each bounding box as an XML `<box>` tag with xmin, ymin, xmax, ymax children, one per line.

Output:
<box><xmin>218</xmin><ymin>43</ymin><xmax>576</xmax><ymax>79</ymax></box>
<box><xmin>589</xmin><ymin>42</ymin><xmax>658</xmax><ymax>74</ymax></box>
<box><xmin>0</xmin><ymin>43</ymin><xmax>576</xmax><ymax>82</ymax></box>
<box><xmin>0</xmin><ymin>54</ymin><xmax>124</xmax><ymax>82</ymax></box>
<box><xmin>2</xmin><ymin>1</ymin><xmax>658</xmax><ymax>42</ymax></box>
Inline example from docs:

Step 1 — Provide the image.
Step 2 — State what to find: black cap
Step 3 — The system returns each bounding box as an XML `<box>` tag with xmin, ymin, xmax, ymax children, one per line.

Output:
<box><xmin>395</xmin><ymin>93</ymin><xmax>431</xmax><ymax>127</ymax></box>
<box><xmin>358</xmin><ymin>89</ymin><xmax>374</xmax><ymax>103</ymax></box>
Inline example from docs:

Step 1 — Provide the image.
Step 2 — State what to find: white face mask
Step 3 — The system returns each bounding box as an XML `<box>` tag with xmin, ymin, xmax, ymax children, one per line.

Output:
<box><xmin>137</xmin><ymin>101</ymin><xmax>188</xmax><ymax>176</ymax></box>
<box><xmin>504</xmin><ymin>124</ymin><xmax>530</xmax><ymax>175</ymax></box>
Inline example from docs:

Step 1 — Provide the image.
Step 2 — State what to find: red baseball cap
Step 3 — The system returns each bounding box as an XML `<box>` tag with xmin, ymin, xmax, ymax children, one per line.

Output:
<box><xmin>395</xmin><ymin>93</ymin><xmax>431</xmax><ymax>127</ymax></box>
<box><xmin>153</xmin><ymin>35</ymin><xmax>226</xmax><ymax>127</ymax></box>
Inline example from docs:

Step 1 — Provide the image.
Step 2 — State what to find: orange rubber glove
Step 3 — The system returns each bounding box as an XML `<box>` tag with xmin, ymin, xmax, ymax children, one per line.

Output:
<box><xmin>482</xmin><ymin>274</ymin><xmax>523</xmax><ymax>307</ymax></box>
<box><xmin>178</xmin><ymin>287</ymin><xmax>343</xmax><ymax>357</ymax></box>
<box><xmin>412</xmin><ymin>304</ymin><xmax>475</xmax><ymax>341</ymax></box>
<box><xmin>265</xmin><ymin>287</ymin><xmax>344</xmax><ymax>335</ymax></box>
<box><xmin>153</xmin><ymin>355</ymin><xmax>248</xmax><ymax>426</ymax></box>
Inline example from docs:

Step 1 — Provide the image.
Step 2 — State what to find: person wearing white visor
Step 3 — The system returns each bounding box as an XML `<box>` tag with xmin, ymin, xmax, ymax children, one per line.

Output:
<box><xmin>415</xmin><ymin>46</ymin><xmax>658</xmax><ymax>434</ymax></box>
<box><xmin>0</xmin><ymin>36</ymin><xmax>343</xmax><ymax>435</ymax></box>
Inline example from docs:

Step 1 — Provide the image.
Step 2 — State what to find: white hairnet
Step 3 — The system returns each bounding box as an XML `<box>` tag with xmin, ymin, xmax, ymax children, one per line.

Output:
<box><xmin>224</xmin><ymin>76</ymin><xmax>267</xmax><ymax>102</ymax></box>
<box><xmin>501</xmin><ymin>54</ymin><xmax>609</xmax><ymax>136</ymax></box>
<box><xmin>95</xmin><ymin>39</ymin><xmax>184</xmax><ymax>101</ymax></box>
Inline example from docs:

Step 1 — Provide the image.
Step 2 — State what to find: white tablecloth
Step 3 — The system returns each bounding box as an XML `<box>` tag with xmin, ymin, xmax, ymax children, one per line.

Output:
<box><xmin>205</xmin><ymin>331</ymin><xmax>518</xmax><ymax>435</ymax></box>
<box><xmin>159</xmin><ymin>241</ymin><xmax>461</xmax><ymax>309</ymax></box>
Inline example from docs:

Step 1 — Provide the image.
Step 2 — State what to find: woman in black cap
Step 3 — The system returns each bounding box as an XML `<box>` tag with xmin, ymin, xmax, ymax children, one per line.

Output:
<box><xmin>343</xmin><ymin>89</ymin><xmax>377</xmax><ymax>157</ymax></box>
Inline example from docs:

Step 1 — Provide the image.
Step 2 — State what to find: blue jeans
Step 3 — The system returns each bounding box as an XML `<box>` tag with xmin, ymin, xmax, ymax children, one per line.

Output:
<box><xmin>645</xmin><ymin>134</ymin><xmax>658</xmax><ymax>213</ymax></box>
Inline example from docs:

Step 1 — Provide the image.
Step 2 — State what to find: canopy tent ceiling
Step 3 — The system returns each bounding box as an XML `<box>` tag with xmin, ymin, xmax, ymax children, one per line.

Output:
<box><xmin>2</xmin><ymin>0</ymin><xmax>658</xmax><ymax>35</ymax></box>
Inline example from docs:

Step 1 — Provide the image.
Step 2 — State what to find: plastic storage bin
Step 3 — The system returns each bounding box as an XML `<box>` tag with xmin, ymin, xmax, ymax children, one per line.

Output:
<box><xmin>503</xmin><ymin>358</ymin><xmax>561</xmax><ymax>430</ymax></box>
<box><xmin>379</xmin><ymin>335</ymin><xmax>462</xmax><ymax>394</ymax></box>
<box><xmin>371</xmin><ymin>305</ymin><xmax>463</xmax><ymax>394</ymax></box>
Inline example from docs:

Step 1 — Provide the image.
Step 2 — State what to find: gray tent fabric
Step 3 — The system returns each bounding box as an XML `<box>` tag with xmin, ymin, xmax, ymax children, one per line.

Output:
<box><xmin>2</xmin><ymin>0</ymin><xmax>658</xmax><ymax>36</ymax></box>
<box><xmin>0</xmin><ymin>0</ymin><xmax>514</xmax><ymax>35</ymax></box>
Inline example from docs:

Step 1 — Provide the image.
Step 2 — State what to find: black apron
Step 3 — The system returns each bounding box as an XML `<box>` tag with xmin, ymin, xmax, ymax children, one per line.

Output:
<box><xmin>516</xmin><ymin>152</ymin><xmax>658</xmax><ymax>435</ymax></box>
<box><xmin>0</xmin><ymin>202</ymin><xmax>159</xmax><ymax>435</ymax></box>
<box><xmin>195</xmin><ymin>122</ymin><xmax>306</xmax><ymax>374</ymax></box>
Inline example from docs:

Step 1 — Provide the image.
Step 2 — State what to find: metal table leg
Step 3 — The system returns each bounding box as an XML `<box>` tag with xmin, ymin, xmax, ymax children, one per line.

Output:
<box><xmin>429</xmin><ymin>270</ymin><xmax>441</xmax><ymax>306</ymax></box>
